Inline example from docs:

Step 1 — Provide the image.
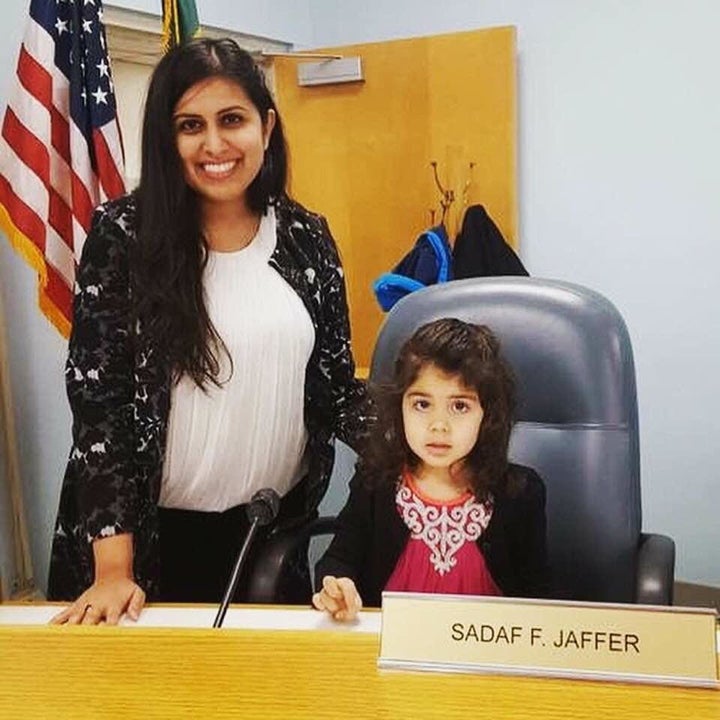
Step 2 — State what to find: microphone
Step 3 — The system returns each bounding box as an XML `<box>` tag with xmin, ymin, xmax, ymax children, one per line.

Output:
<box><xmin>213</xmin><ymin>488</ymin><xmax>280</xmax><ymax>629</ymax></box>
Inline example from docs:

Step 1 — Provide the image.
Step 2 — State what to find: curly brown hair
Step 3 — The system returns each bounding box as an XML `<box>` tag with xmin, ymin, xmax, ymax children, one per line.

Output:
<box><xmin>358</xmin><ymin>318</ymin><xmax>516</xmax><ymax>501</ymax></box>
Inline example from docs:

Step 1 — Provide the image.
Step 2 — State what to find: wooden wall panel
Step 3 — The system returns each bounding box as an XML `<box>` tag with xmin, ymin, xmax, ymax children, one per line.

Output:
<box><xmin>273</xmin><ymin>27</ymin><xmax>517</xmax><ymax>368</ymax></box>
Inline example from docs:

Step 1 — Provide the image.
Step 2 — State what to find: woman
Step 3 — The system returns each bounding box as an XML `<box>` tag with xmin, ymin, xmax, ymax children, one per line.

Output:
<box><xmin>48</xmin><ymin>38</ymin><xmax>368</xmax><ymax>624</ymax></box>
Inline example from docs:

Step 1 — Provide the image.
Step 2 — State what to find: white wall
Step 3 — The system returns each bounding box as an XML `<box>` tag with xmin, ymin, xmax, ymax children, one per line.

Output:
<box><xmin>110</xmin><ymin>0</ymin><xmax>314</xmax><ymax>45</ymax></box>
<box><xmin>112</xmin><ymin>59</ymin><xmax>153</xmax><ymax>187</ymax></box>
<box><xmin>308</xmin><ymin>0</ymin><xmax>720</xmax><ymax>585</ymax></box>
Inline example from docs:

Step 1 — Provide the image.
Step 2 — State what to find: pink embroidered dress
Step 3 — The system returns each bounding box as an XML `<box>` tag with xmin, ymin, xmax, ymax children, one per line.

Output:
<box><xmin>385</xmin><ymin>470</ymin><xmax>502</xmax><ymax>596</ymax></box>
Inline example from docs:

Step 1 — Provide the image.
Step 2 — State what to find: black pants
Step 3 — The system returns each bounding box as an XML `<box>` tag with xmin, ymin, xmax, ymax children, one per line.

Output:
<box><xmin>158</xmin><ymin>482</ymin><xmax>311</xmax><ymax>604</ymax></box>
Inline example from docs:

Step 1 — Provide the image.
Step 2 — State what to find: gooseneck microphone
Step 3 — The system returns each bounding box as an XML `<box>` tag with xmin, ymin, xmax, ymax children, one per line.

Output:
<box><xmin>213</xmin><ymin>488</ymin><xmax>281</xmax><ymax>629</ymax></box>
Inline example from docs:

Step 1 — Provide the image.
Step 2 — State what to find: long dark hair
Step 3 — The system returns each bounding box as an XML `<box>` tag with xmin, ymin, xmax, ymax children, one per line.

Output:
<box><xmin>359</xmin><ymin>318</ymin><xmax>516</xmax><ymax>500</ymax></box>
<box><xmin>132</xmin><ymin>38</ymin><xmax>288</xmax><ymax>387</ymax></box>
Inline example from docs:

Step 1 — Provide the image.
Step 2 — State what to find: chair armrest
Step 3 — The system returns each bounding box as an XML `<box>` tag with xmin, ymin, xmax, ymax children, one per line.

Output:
<box><xmin>246</xmin><ymin>516</ymin><xmax>338</xmax><ymax>604</ymax></box>
<box><xmin>636</xmin><ymin>533</ymin><xmax>675</xmax><ymax>605</ymax></box>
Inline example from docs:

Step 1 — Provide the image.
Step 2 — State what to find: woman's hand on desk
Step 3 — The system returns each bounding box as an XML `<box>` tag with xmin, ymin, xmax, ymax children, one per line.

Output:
<box><xmin>49</xmin><ymin>576</ymin><xmax>146</xmax><ymax>625</ymax></box>
<box><xmin>49</xmin><ymin>533</ymin><xmax>145</xmax><ymax>625</ymax></box>
<box><xmin>312</xmin><ymin>575</ymin><xmax>363</xmax><ymax>622</ymax></box>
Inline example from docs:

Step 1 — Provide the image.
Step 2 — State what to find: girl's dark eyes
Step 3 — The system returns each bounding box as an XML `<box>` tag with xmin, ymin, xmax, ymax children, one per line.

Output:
<box><xmin>407</xmin><ymin>396</ymin><xmax>478</xmax><ymax>413</ymax></box>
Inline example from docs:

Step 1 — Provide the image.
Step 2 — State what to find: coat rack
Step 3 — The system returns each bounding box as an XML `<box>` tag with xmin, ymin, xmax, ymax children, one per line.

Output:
<box><xmin>429</xmin><ymin>160</ymin><xmax>476</xmax><ymax>230</ymax></box>
<box><xmin>430</xmin><ymin>160</ymin><xmax>454</xmax><ymax>226</ymax></box>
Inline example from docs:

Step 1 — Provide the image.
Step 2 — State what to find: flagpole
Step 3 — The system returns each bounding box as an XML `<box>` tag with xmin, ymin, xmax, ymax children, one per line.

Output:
<box><xmin>0</xmin><ymin>286</ymin><xmax>35</xmax><ymax>600</ymax></box>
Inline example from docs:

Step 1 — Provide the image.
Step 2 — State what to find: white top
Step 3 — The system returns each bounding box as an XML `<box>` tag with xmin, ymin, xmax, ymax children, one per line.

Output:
<box><xmin>159</xmin><ymin>207</ymin><xmax>315</xmax><ymax>511</ymax></box>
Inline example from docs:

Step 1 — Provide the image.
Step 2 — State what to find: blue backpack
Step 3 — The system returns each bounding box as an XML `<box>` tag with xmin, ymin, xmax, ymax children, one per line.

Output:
<box><xmin>372</xmin><ymin>226</ymin><xmax>453</xmax><ymax>312</ymax></box>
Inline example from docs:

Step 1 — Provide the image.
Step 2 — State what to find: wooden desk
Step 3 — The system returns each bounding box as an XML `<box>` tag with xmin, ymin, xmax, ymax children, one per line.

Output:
<box><xmin>1</xmin><ymin>605</ymin><xmax>718</xmax><ymax>719</ymax></box>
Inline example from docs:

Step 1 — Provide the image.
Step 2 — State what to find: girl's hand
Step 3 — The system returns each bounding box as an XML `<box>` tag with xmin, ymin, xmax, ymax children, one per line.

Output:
<box><xmin>49</xmin><ymin>576</ymin><xmax>146</xmax><ymax>626</ymax></box>
<box><xmin>312</xmin><ymin>575</ymin><xmax>362</xmax><ymax>622</ymax></box>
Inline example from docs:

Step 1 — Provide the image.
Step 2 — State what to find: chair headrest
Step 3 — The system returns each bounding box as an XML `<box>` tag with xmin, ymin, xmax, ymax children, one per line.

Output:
<box><xmin>370</xmin><ymin>277</ymin><xmax>637</xmax><ymax>426</ymax></box>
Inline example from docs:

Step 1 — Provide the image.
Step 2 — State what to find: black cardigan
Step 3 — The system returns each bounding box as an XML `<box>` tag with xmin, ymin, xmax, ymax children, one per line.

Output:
<box><xmin>316</xmin><ymin>464</ymin><xmax>550</xmax><ymax>607</ymax></box>
<box><xmin>48</xmin><ymin>193</ymin><xmax>369</xmax><ymax>601</ymax></box>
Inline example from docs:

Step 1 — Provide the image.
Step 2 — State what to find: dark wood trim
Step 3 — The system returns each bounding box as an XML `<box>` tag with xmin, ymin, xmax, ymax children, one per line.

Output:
<box><xmin>674</xmin><ymin>582</ymin><xmax>720</xmax><ymax>611</ymax></box>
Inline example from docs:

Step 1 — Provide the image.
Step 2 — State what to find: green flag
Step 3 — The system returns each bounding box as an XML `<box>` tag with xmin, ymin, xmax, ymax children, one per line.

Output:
<box><xmin>161</xmin><ymin>0</ymin><xmax>200</xmax><ymax>52</ymax></box>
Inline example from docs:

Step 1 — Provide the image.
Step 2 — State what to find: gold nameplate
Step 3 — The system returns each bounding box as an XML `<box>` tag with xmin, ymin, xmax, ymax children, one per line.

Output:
<box><xmin>378</xmin><ymin>592</ymin><xmax>719</xmax><ymax>688</ymax></box>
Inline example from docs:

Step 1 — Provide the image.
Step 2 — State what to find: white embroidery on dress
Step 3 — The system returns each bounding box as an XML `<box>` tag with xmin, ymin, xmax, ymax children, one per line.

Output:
<box><xmin>396</xmin><ymin>485</ymin><xmax>493</xmax><ymax>576</ymax></box>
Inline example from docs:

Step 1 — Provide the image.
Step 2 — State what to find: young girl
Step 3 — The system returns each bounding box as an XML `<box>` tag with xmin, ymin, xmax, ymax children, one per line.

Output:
<box><xmin>312</xmin><ymin>318</ymin><xmax>549</xmax><ymax>621</ymax></box>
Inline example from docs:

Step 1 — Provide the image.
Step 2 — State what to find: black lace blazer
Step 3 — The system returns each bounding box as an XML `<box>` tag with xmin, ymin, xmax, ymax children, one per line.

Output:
<box><xmin>48</xmin><ymin>193</ymin><xmax>368</xmax><ymax>600</ymax></box>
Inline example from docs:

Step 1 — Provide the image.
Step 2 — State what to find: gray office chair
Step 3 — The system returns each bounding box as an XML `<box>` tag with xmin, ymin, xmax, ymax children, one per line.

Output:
<box><xmin>249</xmin><ymin>277</ymin><xmax>674</xmax><ymax>604</ymax></box>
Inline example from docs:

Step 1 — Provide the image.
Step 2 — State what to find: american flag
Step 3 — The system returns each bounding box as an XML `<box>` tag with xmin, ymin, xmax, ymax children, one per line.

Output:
<box><xmin>0</xmin><ymin>0</ymin><xmax>125</xmax><ymax>337</ymax></box>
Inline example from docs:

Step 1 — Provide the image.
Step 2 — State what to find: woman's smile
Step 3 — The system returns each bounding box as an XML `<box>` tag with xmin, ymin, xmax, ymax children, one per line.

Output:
<box><xmin>199</xmin><ymin>159</ymin><xmax>239</xmax><ymax>178</ymax></box>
